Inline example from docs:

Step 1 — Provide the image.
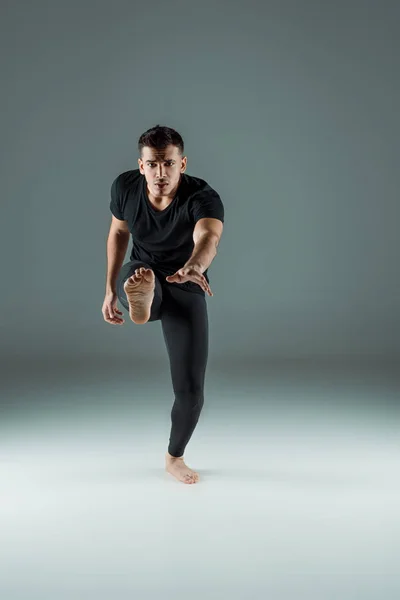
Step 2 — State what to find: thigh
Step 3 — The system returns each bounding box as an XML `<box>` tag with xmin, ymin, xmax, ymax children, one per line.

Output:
<box><xmin>116</xmin><ymin>260</ymin><xmax>163</xmax><ymax>322</ymax></box>
<box><xmin>161</xmin><ymin>286</ymin><xmax>209</xmax><ymax>391</ymax></box>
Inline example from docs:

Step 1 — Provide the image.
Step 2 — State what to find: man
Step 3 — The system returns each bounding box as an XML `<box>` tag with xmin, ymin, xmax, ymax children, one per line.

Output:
<box><xmin>102</xmin><ymin>125</ymin><xmax>224</xmax><ymax>484</ymax></box>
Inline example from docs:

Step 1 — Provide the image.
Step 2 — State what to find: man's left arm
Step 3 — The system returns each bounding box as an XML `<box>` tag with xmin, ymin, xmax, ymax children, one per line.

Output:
<box><xmin>184</xmin><ymin>217</ymin><xmax>224</xmax><ymax>272</ymax></box>
<box><xmin>165</xmin><ymin>218</ymin><xmax>224</xmax><ymax>295</ymax></box>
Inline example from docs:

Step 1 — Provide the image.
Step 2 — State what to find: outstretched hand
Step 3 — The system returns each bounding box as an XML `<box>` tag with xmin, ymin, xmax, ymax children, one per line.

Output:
<box><xmin>166</xmin><ymin>266</ymin><xmax>213</xmax><ymax>296</ymax></box>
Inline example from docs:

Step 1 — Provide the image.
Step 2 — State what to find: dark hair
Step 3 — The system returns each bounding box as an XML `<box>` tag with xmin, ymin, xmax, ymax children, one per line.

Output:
<box><xmin>138</xmin><ymin>124</ymin><xmax>184</xmax><ymax>157</ymax></box>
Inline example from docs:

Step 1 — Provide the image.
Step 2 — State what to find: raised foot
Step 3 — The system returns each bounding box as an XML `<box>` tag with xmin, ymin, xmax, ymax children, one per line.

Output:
<box><xmin>165</xmin><ymin>453</ymin><xmax>200</xmax><ymax>484</ymax></box>
<box><xmin>123</xmin><ymin>267</ymin><xmax>155</xmax><ymax>324</ymax></box>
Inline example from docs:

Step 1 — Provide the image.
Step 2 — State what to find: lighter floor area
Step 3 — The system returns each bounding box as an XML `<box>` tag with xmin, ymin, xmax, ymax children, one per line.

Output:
<box><xmin>1</xmin><ymin>360</ymin><xmax>399</xmax><ymax>600</ymax></box>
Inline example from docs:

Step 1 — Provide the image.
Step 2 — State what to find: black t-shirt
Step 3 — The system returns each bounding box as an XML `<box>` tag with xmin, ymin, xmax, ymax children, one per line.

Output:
<box><xmin>110</xmin><ymin>169</ymin><xmax>224</xmax><ymax>295</ymax></box>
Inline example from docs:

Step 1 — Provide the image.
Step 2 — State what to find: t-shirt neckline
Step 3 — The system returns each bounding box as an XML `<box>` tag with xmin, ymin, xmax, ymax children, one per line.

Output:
<box><xmin>142</xmin><ymin>175</ymin><xmax>183</xmax><ymax>215</ymax></box>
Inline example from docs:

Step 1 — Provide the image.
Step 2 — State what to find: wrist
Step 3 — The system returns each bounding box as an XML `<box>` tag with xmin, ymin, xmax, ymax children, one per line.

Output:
<box><xmin>184</xmin><ymin>261</ymin><xmax>203</xmax><ymax>272</ymax></box>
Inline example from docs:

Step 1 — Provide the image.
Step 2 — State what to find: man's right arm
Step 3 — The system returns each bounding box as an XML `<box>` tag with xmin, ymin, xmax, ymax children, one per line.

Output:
<box><xmin>105</xmin><ymin>215</ymin><xmax>130</xmax><ymax>294</ymax></box>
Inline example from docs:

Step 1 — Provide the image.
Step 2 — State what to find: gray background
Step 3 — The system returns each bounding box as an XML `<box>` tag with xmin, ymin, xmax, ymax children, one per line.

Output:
<box><xmin>1</xmin><ymin>2</ymin><xmax>400</xmax><ymax>599</ymax></box>
<box><xmin>1</xmin><ymin>0</ymin><xmax>399</xmax><ymax>364</ymax></box>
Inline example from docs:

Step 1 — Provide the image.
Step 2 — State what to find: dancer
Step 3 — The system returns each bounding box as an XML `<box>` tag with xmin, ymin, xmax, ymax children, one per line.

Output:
<box><xmin>102</xmin><ymin>125</ymin><xmax>224</xmax><ymax>484</ymax></box>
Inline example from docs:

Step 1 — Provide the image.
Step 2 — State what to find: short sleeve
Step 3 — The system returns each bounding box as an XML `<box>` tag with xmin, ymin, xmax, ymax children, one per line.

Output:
<box><xmin>191</xmin><ymin>185</ymin><xmax>224</xmax><ymax>224</ymax></box>
<box><xmin>110</xmin><ymin>175</ymin><xmax>124</xmax><ymax>220</ymax></box>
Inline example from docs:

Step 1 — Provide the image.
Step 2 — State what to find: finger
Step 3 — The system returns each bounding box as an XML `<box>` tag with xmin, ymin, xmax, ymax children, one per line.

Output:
<box><xmin>200</xmin><ymin>276</ymin><xmax>209</xmax><ymax>292</ymax></box>
<box><xmin>202</xmin><ymin>278</ymin><xmax>213</xmax><ymax>296</ymax></box>
<box><xmin>109</xmin><ymin>304</ymin><xmax>124</xmax><ymax>321</ymax></box>
<box><xmin>195</xmin><ymin>277</ymin><xmax>208</xmax><ymax>293</ymax></box>
<box><xmin>105</xmin><ymin>312</ymin><xmax>124</xmax><ymax>324</ymax></box>
<box><xmin>107</xmin><ymin>305</ymin><xmax>125</xmax><ymax>321</ymax></box>
<box><xmin>104</xmin><ymin>309</ymin><xmax>115</xmax><ymax>323</ymax></box>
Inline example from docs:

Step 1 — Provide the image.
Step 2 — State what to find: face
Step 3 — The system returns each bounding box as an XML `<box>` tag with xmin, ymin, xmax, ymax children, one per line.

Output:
<box><xmin>138</xmin><ymin>144</ymin><xmax>187</xmax><ymax>199</ymax></box>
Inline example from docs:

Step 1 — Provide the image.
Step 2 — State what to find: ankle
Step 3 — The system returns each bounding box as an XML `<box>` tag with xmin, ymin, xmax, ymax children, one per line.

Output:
<box><xmin>166</xmin><ymin>452</ymin><xmax>184</xmax><ymax>460</ymax></box>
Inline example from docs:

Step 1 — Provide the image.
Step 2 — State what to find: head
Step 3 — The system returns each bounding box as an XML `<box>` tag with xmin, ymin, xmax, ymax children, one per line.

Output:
<box><xmin>138</xmin><ymin>125</ymin><xmax>187</xmax><ymax>198</ymax></box>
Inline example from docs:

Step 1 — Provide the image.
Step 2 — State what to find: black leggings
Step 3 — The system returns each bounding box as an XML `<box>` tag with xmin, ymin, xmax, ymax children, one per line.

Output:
<box><xmin>116</xmin><ymin>260</ymin><xmax>209</xmax><ymax>458</ymax></box>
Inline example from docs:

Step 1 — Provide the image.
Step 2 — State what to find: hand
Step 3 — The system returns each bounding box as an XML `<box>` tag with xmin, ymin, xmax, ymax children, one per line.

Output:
<box><xmin>102</xmin><ymin>292</ymin><xmax>125</xmax><ymax>325</ymax></box>
<box><xmin>166</xmin><ymin>266</ymin><xmax>213</xmax><ymax>296</ymax></box>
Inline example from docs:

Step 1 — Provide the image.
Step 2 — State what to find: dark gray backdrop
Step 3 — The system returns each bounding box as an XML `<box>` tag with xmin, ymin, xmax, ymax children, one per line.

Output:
<box><xmin>1</xmin><ymin>0</ymin><xmax>399</xmax><ymax>364</ymax></box>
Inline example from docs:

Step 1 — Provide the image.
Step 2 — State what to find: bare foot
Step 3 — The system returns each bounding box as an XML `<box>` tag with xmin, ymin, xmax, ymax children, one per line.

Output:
<box><xmin>123</xmin><ymin>267</ymin><xmax>155</xmax><ymax>324</ymax></box>
<box><xmin>165</xmin><ymin>452</ymin><xmax>200</xmax><ymax>484</ymax></box>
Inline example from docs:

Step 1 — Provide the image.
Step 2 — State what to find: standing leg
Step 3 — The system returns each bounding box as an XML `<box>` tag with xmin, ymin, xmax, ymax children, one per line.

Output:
<box><xmin>161</xmin><ymin>285</ymin><xmax>209</xmax><ymax>484</ymax></box>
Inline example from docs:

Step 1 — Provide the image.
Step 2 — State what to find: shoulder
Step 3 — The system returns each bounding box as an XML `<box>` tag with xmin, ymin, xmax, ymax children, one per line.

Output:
<box><xmin>182</xmin><ymin>173</ymin><xmax>219</xmax><ymax>198</ymax></box>
<box><xmin>110</xmin><ymin>169</ymin><xmax>142</xmax><ymax>220</ymax></box>
<box><xmin>183</xmin><ymin>173</ymin><xmax>224</xmax><ymax>223</ymax></box>
<box><xmin>112</xmin><ymin>169</ymin><xmax>142</xmax><ymax>195</ymax></box>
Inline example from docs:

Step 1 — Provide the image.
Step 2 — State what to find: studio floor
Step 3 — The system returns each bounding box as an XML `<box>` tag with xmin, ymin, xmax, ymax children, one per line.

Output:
<box><xmin>1</xmin><ymin>358</ymin><xmax>399</xmax><ymax>599</ymax></box>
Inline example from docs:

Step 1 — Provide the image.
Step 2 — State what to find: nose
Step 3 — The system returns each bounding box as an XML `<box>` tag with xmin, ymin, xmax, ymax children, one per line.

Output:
<box><xmin>157</xmin><ymin>164</ymin><xmax>166</xmax><ymax>178</ymax></box>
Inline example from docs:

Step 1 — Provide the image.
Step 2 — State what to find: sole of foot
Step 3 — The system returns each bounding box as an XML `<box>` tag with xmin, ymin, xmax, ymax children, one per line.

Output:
<box><xmin>123</xmin><ymin>267</ymin><xmax>155</xmax><ymax>324</ymax></box>
<box><xmin>165</xmin><ymin>454</ymin><xmax>200</xmax><ymax>484</ymax></box>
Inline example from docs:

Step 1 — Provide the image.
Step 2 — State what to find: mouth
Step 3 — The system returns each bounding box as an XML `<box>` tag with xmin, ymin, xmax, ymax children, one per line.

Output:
<box><xmin>156</xmin><ymin>183</ymin><xmax>167</xmax><ymax>188</ymax></box>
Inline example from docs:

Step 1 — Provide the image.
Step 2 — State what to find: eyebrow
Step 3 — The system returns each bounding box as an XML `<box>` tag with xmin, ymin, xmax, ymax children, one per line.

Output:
<box><xmin>145</xmin><ymin>159</ymin><xmax>175</xmax><ymax>163</ymax></box>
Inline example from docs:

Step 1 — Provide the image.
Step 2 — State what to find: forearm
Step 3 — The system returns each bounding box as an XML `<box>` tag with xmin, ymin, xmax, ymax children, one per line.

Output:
<box><xmin>105</xmin><ymin>231</ymin><xmax>130</xmax><ymax>293</ymax></box>
<box><xmin>183</xmin><ymin>234</ymin><xmax>219</xmax><ymax>273</ymax></box>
